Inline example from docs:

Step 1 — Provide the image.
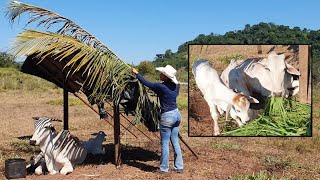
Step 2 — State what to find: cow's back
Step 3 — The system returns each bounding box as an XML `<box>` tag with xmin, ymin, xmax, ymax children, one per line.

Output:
<box><xmin>192</xmin><ymin>59</ymin><xmax>220</xmax><ymax>86</ymax></box>
<box><xmin>53</xmin><ymin>130</ymin><xmax>87</xmax><ymax>165</ymax></box>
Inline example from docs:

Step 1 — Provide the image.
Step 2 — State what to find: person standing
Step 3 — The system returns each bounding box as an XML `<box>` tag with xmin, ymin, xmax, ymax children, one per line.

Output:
<box><xmin>132</xmin><ymin>65</ymin><xmax>184</xmax><ymax>173</ymax></box>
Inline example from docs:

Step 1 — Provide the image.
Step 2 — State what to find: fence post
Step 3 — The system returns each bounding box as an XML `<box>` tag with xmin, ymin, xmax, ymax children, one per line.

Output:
<box><xmin>299</xmin><ymin>45</ymin><xmax>310</xmax><ymax>104</ymax></box>
<box><xmin>114</xmin><ymin>102</ymin><xmax>121</xmax><ymax>168</ymax></box>
<box><xmin>257</xmin><ymin>45</ymin><xmax>262</xmax><ymax>54</ymax></box>
<box><xmin>63</xmin><ymin>77</ymin><xmax>69</xmax><ymax>130</ymax></box>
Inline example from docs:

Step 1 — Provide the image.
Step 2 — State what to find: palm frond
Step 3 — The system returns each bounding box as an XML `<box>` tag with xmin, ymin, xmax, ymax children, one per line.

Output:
<box><xmin>10</xmin><ymin>30</ymin><xmax>128</xmax><ymax>102</ymax></box>
<box><xmin>5</xmin><ymin>1</ymin><xmax>160</xmax><ymax>130</ymax></box>
<box><xmin>6</xmin><ymin>0</ymin><xmax>122</xmax><ymax>63</ymax></box>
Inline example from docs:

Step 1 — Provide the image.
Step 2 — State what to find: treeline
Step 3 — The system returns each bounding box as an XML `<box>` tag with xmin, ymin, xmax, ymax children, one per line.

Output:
<box><xmin>146</xmin><ymin>22</ymin><xmax>320</xmax><ymax>82</ymax></box>
<box><xmin>177</xmin><ymin>22</ymin><xmax>320</xmax><ymax>55</ymax></box>
<box><xmin>0</xmin><ymin>52</ymin><xmax>22</xmax><ymax>69</ymax></box>
<box><xmin>2</xmin><ymin>22</ymin><xmax>319</xmax><ymax>82</ymax></box>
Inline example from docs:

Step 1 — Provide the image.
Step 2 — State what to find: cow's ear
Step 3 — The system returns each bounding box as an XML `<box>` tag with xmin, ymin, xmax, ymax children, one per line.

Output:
<box><xmin>248</xmin><ymin>96</ymin><xmax>259</xmax><ymax>104</ymax></box>
<box><xmin>44</xmin><ymin>125</ymin><xmax>55</xmax><ymax>131</ymax></box>
<box><xmin>286</xmin><ymin>63</ymin><xmax>300</xmax><ymax>76</ymax></box>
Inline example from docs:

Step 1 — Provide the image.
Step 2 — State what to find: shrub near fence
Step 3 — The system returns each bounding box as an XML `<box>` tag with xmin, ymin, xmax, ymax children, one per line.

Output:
<box><xmin>0</xmin><ymin>68</ymin><xmax>57</xmax><ymax>91</ymax></box>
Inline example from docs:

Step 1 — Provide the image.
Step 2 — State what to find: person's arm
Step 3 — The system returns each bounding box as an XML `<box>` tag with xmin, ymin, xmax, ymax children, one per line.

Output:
<box><xmin>132</xmin><ymin>68</ymin><xmax>161</xmax><ymax>92</ymax></box>
<box><xmin>136</xmin><ymin>73</ymin><xmax>158</xmax><ymax>89</ymax></box>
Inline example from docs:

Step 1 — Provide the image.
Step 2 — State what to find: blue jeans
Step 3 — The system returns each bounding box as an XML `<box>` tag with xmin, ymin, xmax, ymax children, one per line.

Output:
<box><xmin>159</xmin><ymin>109</ymin><xmax>184</xmax><ymax>172</ymax></box>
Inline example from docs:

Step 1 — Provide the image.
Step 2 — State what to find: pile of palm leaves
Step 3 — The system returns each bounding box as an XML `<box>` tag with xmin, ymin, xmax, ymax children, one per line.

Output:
<box><xmin>222</xmin><ymin>97</ymin><xmax>311</xmax><ymax>136</ymax></box>
<box><xmin>5</xmin><ymin>1</ymin><xmax>160</xmax><ymax>131</ymax></box>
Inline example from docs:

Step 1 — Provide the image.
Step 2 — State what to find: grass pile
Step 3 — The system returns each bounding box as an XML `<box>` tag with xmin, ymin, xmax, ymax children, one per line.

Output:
<box><xmin>222</xmin><ymin>97</ymin><xmax>311</xmax><ymax>136</ymax></box>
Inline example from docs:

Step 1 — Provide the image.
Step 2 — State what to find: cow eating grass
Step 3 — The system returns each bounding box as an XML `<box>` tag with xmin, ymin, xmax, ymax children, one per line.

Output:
<box><xmin>192</xmin><ymin>59</ymin><xmax>259</xmax><ymax>135</ymax></box>
<box><xmin>220</xmin><ymin>51</ymin><xmax>300</xmax><ymax>98</ymax></box>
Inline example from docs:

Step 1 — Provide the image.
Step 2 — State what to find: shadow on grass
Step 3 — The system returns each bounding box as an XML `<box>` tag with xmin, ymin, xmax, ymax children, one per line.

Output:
<box><xmin>82</xmin><ymin>143</ymin><xmax>159</xmax><ymax>172</ymax></box>
<box><xmin>14</xmin><ymin>136</ymin><xmax>160</xmax><ymax>172</ymax></box>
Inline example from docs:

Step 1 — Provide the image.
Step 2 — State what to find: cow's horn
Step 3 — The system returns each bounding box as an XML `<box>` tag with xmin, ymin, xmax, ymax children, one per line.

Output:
<box><xmin>51</xmin><ymin>118</ymin><xmax>63</xmax><ymax>122</ymax></box>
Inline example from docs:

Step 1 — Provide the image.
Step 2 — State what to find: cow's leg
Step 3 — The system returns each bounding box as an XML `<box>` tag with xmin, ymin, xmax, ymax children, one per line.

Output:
<box><xmin>217</xmin><ymin>105</ymin><xmax>224</xmax><ymax>116</ymax></box>
<box><xmin>57</xmin><ymin>157</ymin><xmax>73</xmax><ymax>175</ymax></box>
<box><xmin>44</xmin><ymin>155</ymin><xmax>58</xmax><ymax>175</ymax></box>
<box><xmin>209</xmin><ymin>104</ymin><xmax>220</xmax><ymax>136</ymax></box>
<box><xmin>35</xmin><ymin>160</ymin><xmax>46</xmax><ymax>175</ymax></box>
<box><xmin>230</xmin><ymin>110</ymin><xmax>244</xmax><ymax>127</ymax></box>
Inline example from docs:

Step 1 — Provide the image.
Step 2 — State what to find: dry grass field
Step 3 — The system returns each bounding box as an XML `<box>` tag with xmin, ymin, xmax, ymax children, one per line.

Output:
<box><xmin>0</xmin><ymin>65</ymin><xmax>319</xmax><ymax>179</ymax></box>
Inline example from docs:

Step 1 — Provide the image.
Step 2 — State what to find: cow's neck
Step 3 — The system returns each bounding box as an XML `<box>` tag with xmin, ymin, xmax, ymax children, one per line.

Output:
<box><xmin>39</xmin><ymin>131</ymin><xmax>57</xmax><ymax>152</ymax></box>
<box><xmin>216</xmin><ymin>82</ymin><xmax>238</xmax><ymax>105</ymax></box>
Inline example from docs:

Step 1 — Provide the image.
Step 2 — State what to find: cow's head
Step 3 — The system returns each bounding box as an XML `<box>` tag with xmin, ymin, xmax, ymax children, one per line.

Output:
<box><xmin>96</xmin><ymin>131</ymin><xmax>107</xmax><ymax>142</ymax></box>
<box><xmin>29</xmin><ymin>117</ymin><xmax>56</xmax><ymax>146</ymax></box>
<box><xmin>264</xmin><ymin>52</ymin><xmax>300</xmax><ymax>97</ymax></box>
<box><xmin>232</xmin><ymin>93</ymin><xmax>259</xmax><ymax>124</ymax></box>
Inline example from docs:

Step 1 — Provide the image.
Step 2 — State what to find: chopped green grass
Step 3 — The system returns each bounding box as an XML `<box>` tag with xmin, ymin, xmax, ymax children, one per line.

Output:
<box><xmin>222</xmin><ymin>97</ymin><xmax>311</xmax><ymax>136</ymax></box>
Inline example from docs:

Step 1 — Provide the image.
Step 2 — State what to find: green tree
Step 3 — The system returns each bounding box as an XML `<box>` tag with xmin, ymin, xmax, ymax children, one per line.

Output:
<box><xmin>137</xmin><ymin>61</ymin><xmax>155</xmax><ymax>75</ymax></box>
<box><xmin>0</xmin><ymin>52</ymin><xmax>16</xmax><ymax>68</ymax></box>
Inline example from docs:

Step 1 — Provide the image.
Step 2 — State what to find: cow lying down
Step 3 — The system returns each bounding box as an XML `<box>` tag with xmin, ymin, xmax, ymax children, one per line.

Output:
<box><xmin>28</xmin><ymin>117</ymin><xmax>106</xmax><ymax>175</ymax></box>
<box><xmin>82</xmin><ymin>131</ymin><xmax>107</xmax><ymax>155</ymax></box>
<box><xmin>192</xmin><ymin>60</ymin><xmax>259</xmax><ymax>135</ymax></box>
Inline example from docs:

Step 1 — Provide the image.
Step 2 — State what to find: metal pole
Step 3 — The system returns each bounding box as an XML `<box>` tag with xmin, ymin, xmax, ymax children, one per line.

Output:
<box><xmin>114</xmin><ymin>102</ymin><xmax>121</xmax><ymax>168</ymax></box>
<box><xmin>178</xmin><ymin>134</ymin><xmax>198</xmax><ymax>159</ymax></box>
<box><xmin>73</xmin><ymin>93</ymin><xmax>138</xmax><ymax>138</ymax></box>
<box><xmin>63</xmin><ymin>77</ymin><xmax>69</xmax><ymax>130</ymax></box>
<box><xmin>105</xmin><ymin>101</ymin><xmax>155</xmax><ymax>141</ymax></box>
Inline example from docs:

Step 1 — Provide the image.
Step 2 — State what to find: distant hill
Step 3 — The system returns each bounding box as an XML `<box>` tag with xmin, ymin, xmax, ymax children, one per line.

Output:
<box><xmin>152</xmin><ymin>22</ymin><xmax>319</xmax><ymax>80</ymax></box>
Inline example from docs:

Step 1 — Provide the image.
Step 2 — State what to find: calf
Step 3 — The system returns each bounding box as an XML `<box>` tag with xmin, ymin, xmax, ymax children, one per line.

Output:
<box><xmin>192</xmin><ymin>60</ymin><xmax>259</xmax><ymax>135</ymax></box>
<box><xmin>82</xmin><ymin>131</ymin><xmax>106</xmax><ymax>155</ymax></box>
<box><xmin>30</xmin><ymin>117</ymin><xmax>87</xmax><ymax>175</ymax></box>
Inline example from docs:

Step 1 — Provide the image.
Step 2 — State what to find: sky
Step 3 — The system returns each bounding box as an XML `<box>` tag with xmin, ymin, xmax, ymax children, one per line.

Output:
<box><xmin>1</xmin><ymin>0</ymin><xmax>320</xmax><ymax>65</ymax></box>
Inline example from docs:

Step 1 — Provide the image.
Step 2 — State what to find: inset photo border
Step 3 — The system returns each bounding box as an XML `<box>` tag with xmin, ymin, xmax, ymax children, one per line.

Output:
<box><xmin>188</xmin><ymin>44</ymin><xmax>312</xmax><ymax>137</ymax></box>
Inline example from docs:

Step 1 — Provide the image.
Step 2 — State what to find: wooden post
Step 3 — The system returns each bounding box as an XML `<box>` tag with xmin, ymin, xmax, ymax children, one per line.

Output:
<box><xmin>299</xmin><ymin>45</ymin><xmax>309</xmax><ymax>104</ymax></box>
<box><xmin>113</xmin><ymin>102</ymin><xmax>121</xmax><ymax>168</ymax></box>
<box><xmin>308</xmin><ymin>46</ymin><xmax>312</xmax><ymax>104</ymax></box>
<box><xmin>63</xmin><ymin>77</ymin><xmax>69</xmax><ymax>130</ymax></box>
<box><xmin>257</xmin><ymin>45</ymin><xmax>262</xmax><ymax>54</ymax></box>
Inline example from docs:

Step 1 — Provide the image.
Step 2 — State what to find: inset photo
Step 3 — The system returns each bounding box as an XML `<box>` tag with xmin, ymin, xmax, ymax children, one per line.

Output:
<box><xmin>188</xmin><ymin>45</ymin><xmax>311</xmax><ymax>137</ymax></box>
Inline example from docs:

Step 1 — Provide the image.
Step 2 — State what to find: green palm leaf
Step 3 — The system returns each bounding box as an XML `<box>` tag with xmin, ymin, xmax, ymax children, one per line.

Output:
<box><xmin>5</xmin><ymin>1</ymin><xmax>160</xmax><ymax>130</ymax></box>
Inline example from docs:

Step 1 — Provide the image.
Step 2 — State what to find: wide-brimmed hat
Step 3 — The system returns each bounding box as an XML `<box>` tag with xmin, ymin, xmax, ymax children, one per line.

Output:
<box><xmin>155</xmin><ymin>65</ymin><xmax>178</xmax><ymax>84</ymax></box>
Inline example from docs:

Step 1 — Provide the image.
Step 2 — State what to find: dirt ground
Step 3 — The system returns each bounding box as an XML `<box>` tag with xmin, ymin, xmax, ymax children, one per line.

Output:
<box><xmin>0</xmin><ymin>88</ymin><xmax>320</xmax><ymax>179</ymax></box>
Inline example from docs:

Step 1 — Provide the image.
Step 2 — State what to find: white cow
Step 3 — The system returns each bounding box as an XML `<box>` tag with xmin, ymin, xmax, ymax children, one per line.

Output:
<box><xmin>29</xmin><ymin>117</ymin><xmax>87</xmax><ymax>175</ymax></box>
<box><xmin>82</xmin><ymin>131</ymin><xmax>106</xmax><ymax>155</ymax></box>
<box><xmin>192</xmin><ymin>60</ymin><xmax>259</xmax><ymax>135</ymax></box>
<box><xmin>221</xmin><ymin>52</ymin><xmax>300</xmax><ymax>98</ymax></box>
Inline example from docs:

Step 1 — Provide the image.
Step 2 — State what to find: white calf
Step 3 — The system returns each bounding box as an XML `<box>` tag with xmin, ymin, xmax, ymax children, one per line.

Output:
<box><xmin>192</xmin><ymin>60</ymin><xmax>259</xmax><ymax>135</ymax></box>
<box><xmin>30</xmin><ymin>117</ymin><xmax>87</xmax><ymax>175</ymax></box>
<box><xmin>82</xmin><ymin>131</ymin><xmax>106</xmax><ymax>155</ymax></box>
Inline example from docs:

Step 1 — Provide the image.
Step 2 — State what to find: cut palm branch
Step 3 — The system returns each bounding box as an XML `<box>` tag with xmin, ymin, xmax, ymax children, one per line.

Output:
<box><xmin>222</xmin><ymin>97</ymin><xmax>311</xmax><ymax>136</ymax></box>
<box><xmin>5</xmin><ymin>1</ymin><xmax>160</xmax><ymax>131</ymax></box>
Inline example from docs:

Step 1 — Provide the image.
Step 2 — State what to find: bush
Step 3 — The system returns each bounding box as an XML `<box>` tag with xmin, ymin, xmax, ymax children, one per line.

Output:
<box><xmin>177</xmin><ymin>95</ymin><xmax>188</xmax><ymax>110</ymax></box>
<box><xmin>0</xmin><ymin>68</ymin><xmax>57</xmax><ymax>91</ymax></box>
<box><xmin>0</xmin><ymin>52</ymin><xmax>22</xmax><ymax>69</ymax></box>
<box><xmin>217</xmin><ymin>54</ymin><xmax>244</xmax><ymax>64</ymax></box>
